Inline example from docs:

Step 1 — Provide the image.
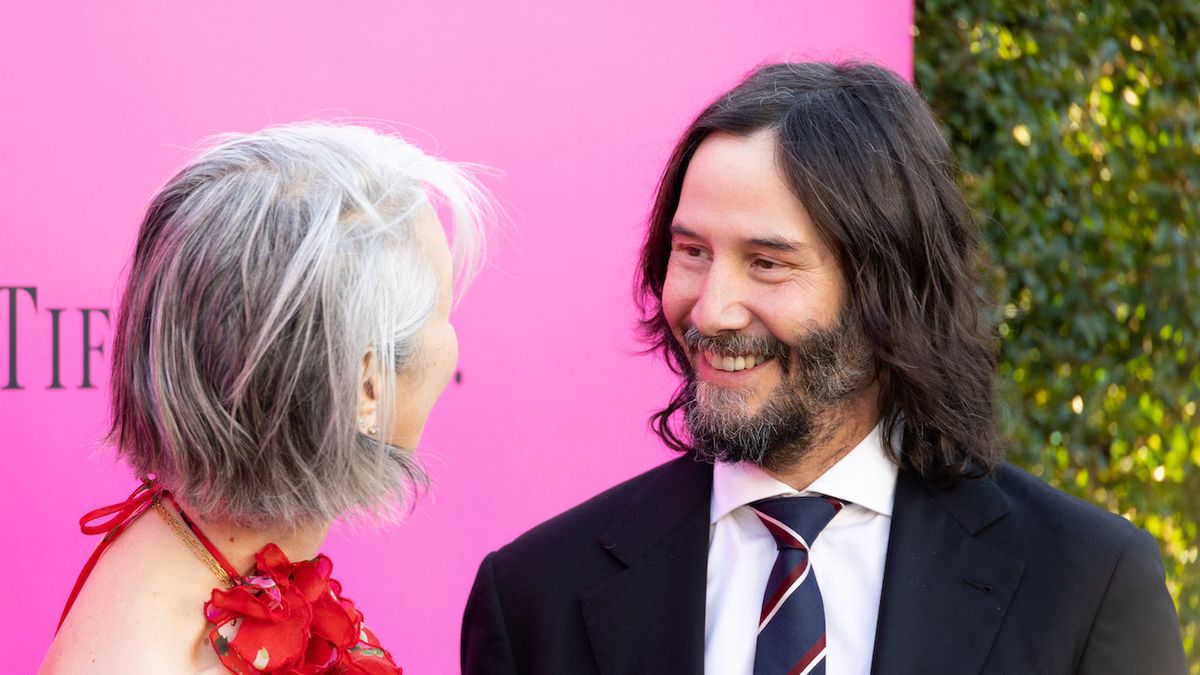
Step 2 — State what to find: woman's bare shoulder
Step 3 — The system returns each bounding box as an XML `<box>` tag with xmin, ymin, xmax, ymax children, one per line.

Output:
<box><xmin>41</xmin><ymin>513</ymin><xmax>225</xmax><ymax>674</ymax></box>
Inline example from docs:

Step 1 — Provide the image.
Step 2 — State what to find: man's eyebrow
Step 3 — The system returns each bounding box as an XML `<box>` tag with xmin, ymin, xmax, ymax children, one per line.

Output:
<box><xmin>746</xmin><ymin>236</ymin><xmax>811</xmax><ymax>254</ymax></box>
<box><xmin>669</xmin><ymin>224</ymin><xmax>699</xmax><ymax>239</ymax></box>
<box><xmin>671</xmin><ymin>224</ymin><xmax>813</xmax><ymax>255</ymax></box>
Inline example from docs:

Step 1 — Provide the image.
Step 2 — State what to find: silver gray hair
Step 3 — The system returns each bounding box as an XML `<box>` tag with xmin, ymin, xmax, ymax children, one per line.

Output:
<box><xmin>108</xmin><ymin>123</ymin><xmax>489</xmax><ymax>527</ymax></box>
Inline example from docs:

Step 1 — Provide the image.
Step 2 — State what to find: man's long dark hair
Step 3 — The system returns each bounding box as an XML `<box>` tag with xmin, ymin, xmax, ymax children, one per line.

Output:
<box><xmin>637</xmin><ymin>62</ymin><xmax>1002</xmax><ymax>487</ymax></box>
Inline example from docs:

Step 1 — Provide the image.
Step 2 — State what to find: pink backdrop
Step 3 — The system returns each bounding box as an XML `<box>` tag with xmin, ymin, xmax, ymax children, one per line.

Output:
<box><xmin>0</xmin><ymin>2</ymin><xmax>911</xmax><ymax>671</ymax></box>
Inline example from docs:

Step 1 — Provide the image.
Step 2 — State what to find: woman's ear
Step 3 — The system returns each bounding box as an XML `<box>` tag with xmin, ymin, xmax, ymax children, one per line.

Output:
<box><xmin>358</xmin><ymin>352</ymin><xmax>380</xmax><ymax>437</ymax></box>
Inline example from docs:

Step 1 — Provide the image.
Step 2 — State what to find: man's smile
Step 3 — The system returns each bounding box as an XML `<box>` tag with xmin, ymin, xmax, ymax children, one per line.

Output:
<box><xmin>701</xmin><ymin>351</ymin><xmax>776</xmax><ymax>372</ymax></box>
<box><xmin>692</xmin><ymin>350</ymin><xmax>781</xmax><ymax>388</ymax></box>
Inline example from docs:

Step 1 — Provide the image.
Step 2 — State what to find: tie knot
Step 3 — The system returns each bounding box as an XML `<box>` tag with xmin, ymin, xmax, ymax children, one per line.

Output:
<box><xmin>750</xmin><ymin>495</ymin><xmax>845</xmax><ymax>550</ymax></box>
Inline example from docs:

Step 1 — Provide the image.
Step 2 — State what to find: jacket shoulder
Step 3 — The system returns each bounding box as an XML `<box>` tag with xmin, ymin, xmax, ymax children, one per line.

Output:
<box><xmin>979</xmin><ymin>466</ymin><xmax>1185</xmax><ymax>672</ymax></box>
<box><xmin>989</xmin><ymin>463</ymin><xmax>1137</xmax><ymax>545</ymax></box>
<box><xmin>463</xmin><ymin>455</ymin><xmax>713</xmax><ymax>674</ymax></box>
<box><xmin>494</xmin><ymin>455</ymin><xmax>708</xmax><ymax>562</ymax></box>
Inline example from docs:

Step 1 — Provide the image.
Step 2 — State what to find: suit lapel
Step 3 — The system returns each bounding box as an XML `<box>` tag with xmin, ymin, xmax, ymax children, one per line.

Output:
<box><xmin>871</xmin><ymin>470</ymin><xmax>1026</xmax><ymax>675</ymax></box>
<box><xmin>580</xmin><ymin>456</ymin><xmax>712</xmax><ymax>675</ymax></box>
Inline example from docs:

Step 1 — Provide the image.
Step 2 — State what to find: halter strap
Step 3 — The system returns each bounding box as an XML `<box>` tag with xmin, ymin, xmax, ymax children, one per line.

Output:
<box><xmin>58</xmin><ymin>480</ymin><xmax>161</xmax><ymax>631</ymax></box>
<box><xmin>57</xmin><ymin>482</ymin><xmax>241</xmax><ymax>632</ymax></box>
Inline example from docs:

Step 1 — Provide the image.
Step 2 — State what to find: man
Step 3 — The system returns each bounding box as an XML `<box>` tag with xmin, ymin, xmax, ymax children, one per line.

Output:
<box><xmin>461</xmin><ymin>62</ymin><xmax>1187</xmax><ymax>675</ymax></box>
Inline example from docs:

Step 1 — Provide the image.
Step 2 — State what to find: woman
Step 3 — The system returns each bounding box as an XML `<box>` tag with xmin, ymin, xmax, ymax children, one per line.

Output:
<box><xmin>40</xmin><ymin>123</ymin><xmax>489</xmax><ymax>673</ymax></box>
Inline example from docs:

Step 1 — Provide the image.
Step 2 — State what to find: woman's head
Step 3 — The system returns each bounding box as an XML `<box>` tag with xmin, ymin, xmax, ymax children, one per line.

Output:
<box><xmin>109</xmin><ymin>123</ymin><xmax>489</xmax><ymax>527</ymax></box>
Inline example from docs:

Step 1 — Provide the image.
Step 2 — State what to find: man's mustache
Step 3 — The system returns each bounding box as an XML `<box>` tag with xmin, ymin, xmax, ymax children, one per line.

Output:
<box><xmin>681</xmin><ymin>325</ymin><xmax>790</xmax><ymax>361</ymax></box>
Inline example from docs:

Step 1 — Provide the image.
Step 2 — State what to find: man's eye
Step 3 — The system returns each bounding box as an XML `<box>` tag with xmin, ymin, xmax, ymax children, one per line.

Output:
<box><xmin>753</xmin><ymin>258</ymin><xmax>781</xmax><ymax>270</ymax></box>
<box><xmin>673</xmin><ymin>243</ymin><xmax>706</xmax><ymax>258</ymax></box>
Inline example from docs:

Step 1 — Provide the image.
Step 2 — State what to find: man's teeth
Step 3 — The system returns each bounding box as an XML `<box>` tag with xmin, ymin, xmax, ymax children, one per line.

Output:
<box><xmin>706</xmin><ymin>352</ymin><xmax>767</xmax><ymax>372</ymax></box>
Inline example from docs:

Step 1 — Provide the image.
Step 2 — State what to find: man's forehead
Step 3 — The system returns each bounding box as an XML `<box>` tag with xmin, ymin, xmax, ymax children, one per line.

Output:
<box><xmin>671</xmin><ymin>130</ymin><xmax>825</xmax><ymax>254</ymax></box>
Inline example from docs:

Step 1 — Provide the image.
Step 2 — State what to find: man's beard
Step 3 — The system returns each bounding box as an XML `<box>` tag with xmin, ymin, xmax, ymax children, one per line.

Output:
<box><xmin>681</xmin><ymin>310</ymin><xmax>875</xmax><ymax>472</ymax></box>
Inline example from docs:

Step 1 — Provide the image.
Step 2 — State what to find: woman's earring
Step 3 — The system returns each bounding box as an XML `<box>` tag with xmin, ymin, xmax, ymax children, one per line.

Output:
<box><xmin>359</xmin><ymin>419</ymin><xmax>379</xmax><ymax>436</ymax></box>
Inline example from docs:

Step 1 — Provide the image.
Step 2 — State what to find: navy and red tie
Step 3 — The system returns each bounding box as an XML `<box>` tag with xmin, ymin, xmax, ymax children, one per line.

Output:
<box><xmin>749</xmin><ymin>495</ymin><xmax>845</xmax><ymax>675</ymax></box>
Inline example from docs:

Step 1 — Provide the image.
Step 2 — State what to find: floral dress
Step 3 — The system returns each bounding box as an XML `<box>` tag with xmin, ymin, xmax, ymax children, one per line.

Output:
<box><xmin>58</xmin><ymin>482</ymin><xmax>403</xmax><ymax>674</ymax></box>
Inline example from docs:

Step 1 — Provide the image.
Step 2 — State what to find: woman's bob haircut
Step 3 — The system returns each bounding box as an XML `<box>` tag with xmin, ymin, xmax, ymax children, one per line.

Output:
<box><xmin>108</xmin><ymin>123</ymin><xmax>490</xmax><ymax>527</ymax></box>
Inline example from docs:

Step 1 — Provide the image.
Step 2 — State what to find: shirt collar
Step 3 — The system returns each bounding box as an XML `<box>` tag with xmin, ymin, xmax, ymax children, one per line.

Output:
<box><xmin>710</xmin><ymin>423</ymin><xmax>897</xmax><ymax>525</ymax></box>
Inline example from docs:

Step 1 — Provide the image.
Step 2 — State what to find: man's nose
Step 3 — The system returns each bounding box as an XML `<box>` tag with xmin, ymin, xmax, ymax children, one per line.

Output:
<box><xmin>690</xmin><ymin>266</ymin><xmax>753</xmax><ymax>335</ymax></box>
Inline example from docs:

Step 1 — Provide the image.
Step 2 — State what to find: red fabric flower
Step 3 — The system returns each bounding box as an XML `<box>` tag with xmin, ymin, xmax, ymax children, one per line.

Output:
<box><xmin>203</xmin><ymin>544</ymin><xmax>401</xmax><ymax>674</ymax></box>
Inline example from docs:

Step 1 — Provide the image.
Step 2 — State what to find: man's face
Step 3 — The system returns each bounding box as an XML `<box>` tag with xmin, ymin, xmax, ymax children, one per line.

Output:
<box><xmin>661</xmin><ymin>130</ymin><xmax>874</xmax><ymax>469</ymax></box>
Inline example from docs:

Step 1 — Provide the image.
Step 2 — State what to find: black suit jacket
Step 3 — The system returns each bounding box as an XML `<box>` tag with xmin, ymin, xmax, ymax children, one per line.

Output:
<box><xmin>461</xmin><ymin>456</ymin><xmax>1186</xmax><ymax>674</ymax></box>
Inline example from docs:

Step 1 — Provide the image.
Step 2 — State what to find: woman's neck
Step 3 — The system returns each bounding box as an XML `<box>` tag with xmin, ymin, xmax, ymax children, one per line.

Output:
<box><xmin>166</xmin><ymin>497</ymin><xmax>331</xmax><ymax>576</ymax></box>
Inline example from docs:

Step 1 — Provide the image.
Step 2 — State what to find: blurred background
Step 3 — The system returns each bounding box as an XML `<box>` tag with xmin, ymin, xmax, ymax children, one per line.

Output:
<box><xmin>915</xmin><ymin>0</ymin><xmax>1198</xmax><ymax>667</ymax></box>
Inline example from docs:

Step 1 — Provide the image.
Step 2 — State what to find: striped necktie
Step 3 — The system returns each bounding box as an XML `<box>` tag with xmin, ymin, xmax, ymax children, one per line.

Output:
<box><xmin>749</xmin><ymin>495</ymin><xmax>845</xmax><ymax>675</ymax></box>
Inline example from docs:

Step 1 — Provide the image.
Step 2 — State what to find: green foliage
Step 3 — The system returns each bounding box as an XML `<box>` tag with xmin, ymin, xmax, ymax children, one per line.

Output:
<box><xmin>915</xmin><ymin>0</ymin><xmax>1200</xmax><ymax>668</ymax></box>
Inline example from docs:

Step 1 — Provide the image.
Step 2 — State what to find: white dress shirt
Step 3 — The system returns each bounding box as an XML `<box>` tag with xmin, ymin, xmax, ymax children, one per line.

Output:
<box><xmin>704</xmin><ymin>425</ymin><xmax>897</xmax><ymax>675</ymax></box>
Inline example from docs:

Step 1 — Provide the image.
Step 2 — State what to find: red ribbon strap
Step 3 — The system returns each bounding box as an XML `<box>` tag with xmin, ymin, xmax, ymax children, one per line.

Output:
<box><xmin>57</xmin><ymin>481</ymin><xmax>162</xmax><ymax>632</ymax></box>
